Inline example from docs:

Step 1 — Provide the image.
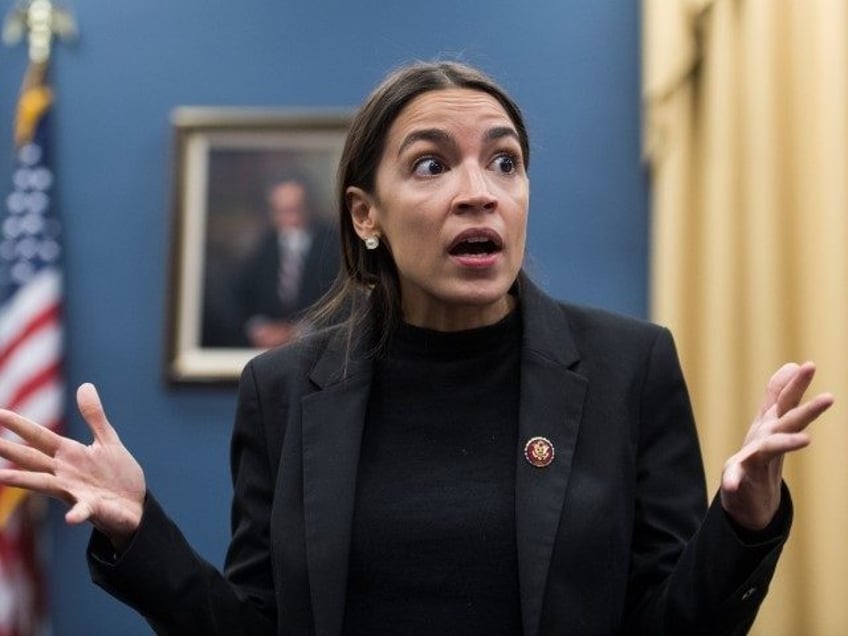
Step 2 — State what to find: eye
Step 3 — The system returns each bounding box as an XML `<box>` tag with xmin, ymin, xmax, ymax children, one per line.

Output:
<box><xmin>412</xmin><ymin>157</ymin><xmax>447</xmax><ymax>177</ymax></box>
<box><xmin>491</xmin><ymin>153</ymin><xmax>519</xmax><ymax>175</ymax></box>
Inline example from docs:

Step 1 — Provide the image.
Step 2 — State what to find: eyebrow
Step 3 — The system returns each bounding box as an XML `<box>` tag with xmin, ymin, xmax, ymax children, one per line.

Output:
<box><xmin>484</xmin><ymin>126</ymin><xmax>521</xmax><ymax>145</ymax></box>
<box><xmin>396</xmin><ymin>125</ymin><xmax>521</xmax><ymax>158</ymax></box>
<box><xmin>397</xmin><ymin>129</ymin><xmax>452</xmax><ymax>158</ymax></box>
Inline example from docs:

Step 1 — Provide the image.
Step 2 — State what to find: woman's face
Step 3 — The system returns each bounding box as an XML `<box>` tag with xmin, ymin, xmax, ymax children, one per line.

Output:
<box><xmin>348</xmin><ymin>88</ymin><xmax>529</xmax><ymax>331</ymax></box>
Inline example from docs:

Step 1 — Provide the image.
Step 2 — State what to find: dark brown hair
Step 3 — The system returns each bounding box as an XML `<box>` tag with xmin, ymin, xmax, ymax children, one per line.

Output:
<box><xmin>309</xmin><ymin>60</ymin><xmax>530</xmax><ymax>358</ymax></box>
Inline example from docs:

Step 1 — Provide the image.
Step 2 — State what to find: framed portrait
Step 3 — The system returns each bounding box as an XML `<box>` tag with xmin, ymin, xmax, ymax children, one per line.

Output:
<box><xmin>166</xmin><ymin>107</ymin><xmax>350</xmax><ymax>384</ymax></box>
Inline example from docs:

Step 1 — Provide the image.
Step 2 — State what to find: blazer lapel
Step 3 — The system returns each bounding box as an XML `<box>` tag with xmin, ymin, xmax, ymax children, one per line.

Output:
<box><xmin>516</xmin><ymin>280</ymin><xmax>588</xmax><ymax>636</ymax></box>
<box><xmin>296</xmin><ymin>282</ymin><xmax>586</xmax><ymax>636</ymax></box>
<box><xmin>300</xmin><ymin>334</ymin><xmax>373</xmax><ymax>636</ymax></box>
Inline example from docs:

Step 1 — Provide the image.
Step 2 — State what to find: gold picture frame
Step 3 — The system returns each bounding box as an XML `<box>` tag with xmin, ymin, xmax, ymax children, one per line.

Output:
<box><xmin>166</xmin><ymin>107</ymin><xmax>350</xmax><ymax>384</ymax></box>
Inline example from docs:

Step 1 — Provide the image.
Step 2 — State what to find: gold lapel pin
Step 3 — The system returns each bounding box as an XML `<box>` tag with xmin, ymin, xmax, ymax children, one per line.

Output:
<box><xmin>524</xmin><ymin>436</ymin><xmax>555</xmax><ymax>468</ymax></box>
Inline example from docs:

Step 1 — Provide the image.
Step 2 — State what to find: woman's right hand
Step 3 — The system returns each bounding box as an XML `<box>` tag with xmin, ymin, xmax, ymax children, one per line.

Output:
<box><xmin>0</xmin><ymin>382</ymin><xmax>146</xmax><ymax>550</ymax></box>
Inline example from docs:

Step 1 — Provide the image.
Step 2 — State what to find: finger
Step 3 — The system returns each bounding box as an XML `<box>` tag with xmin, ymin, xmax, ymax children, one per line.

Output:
<box><xmin>0</xmin><ymin>437</ymin><xmax>55</xmax><ymax>473</ymax></box>
<box><xmin>65</xmin><ymin>500</ymin><xmax>92</xmax><ymax>525</ymax></box>
<box><xmin>0</xmin><ymin>468</ymin><xmax>66</xmax><ymax>500</ymax></box>
<box><xmin>739</xmin><ymin>432</ymin><xmax>812</xmax><ymax>466</ymax></box>
<box><xmin>0</xmin><ymin>409</ymin><xmax>62</xmax><ymax>455</ymax></box>
<box><xmin>758</xmin><ymin>363</ymin><xmax>800</xmax><ymax>416</ymax></box>
<box><xmin>720</xmin><ymin>459</ymin><xmax>752</xmax><ymax>493</ymax></box>
<box><xmin>776</xmin><ymin>361</ymin><xmax>817</xmax><ymax>417</ymax></box>
<box><xmin>76</xmin><ymin>383</ymin><xmax>118</xmax><ymax>445</ymax></box>
<box><xmin>774</xmin><ymin>392</ymin><xmax>835</xmax><ymax>434</ymax></box>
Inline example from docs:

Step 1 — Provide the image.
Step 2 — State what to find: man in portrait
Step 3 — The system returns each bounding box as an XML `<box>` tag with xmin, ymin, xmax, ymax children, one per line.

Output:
<box><xmin>225</xmin><ymin>174</ymin><xmax>339</xmax><ymax>349</ymax></box>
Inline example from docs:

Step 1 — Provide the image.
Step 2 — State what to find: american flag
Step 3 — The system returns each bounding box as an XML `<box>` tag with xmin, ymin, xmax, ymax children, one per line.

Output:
<box><xmin>0</xmin><ymin>62</ymin><xmax>63</xmax><ymax>636</ymax></box>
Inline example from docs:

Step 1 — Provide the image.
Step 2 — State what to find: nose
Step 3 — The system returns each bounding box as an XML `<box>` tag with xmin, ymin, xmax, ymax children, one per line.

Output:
<box><xmin>453</xmin><ymin>164</ymin><xmax>497</xmax><ymax>213</ymax></box>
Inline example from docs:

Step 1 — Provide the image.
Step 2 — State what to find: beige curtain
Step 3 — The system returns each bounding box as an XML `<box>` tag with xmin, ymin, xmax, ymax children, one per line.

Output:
<box><xmin>643</xmin><ymin>1</ymin><xmax>848</xmax><ymax>634</ymax></box>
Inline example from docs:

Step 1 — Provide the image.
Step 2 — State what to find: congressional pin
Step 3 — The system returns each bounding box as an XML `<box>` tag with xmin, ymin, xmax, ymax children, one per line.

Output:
<box><xmin>524</xmin><ymin>436</ymin><xmax>555</xmax><ymax>468</ymax></box>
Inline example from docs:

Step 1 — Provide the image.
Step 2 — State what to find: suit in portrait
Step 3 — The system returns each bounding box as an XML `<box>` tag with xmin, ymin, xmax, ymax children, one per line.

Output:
<box><xmin>234</xmin><ymin>223</ymin><xmax>340</xmax><ymax>325</ymax></box>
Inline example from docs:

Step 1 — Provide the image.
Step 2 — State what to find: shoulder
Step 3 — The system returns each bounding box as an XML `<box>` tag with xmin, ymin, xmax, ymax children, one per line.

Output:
<box><xmin>556</xmin><ymin>301</ymin><xmax>667</xmax><ymax>347</ymax></box>
<box><xmin>552</xmin><ymin>301</ymin><xmax>680</xmax><ymax>385</ymax></box>
<box><xmin>521</xmin><ymin>276</ymin><xmax>670</xmax><ymax>362</ymax></box>
<box><xmin>242</xmin><ymin>317</ymin><xmax>371</xmax><ymax>393</ymax></box>
<box><xmin>243</xmin><ymin>323</ymin><xmax>343</xmax><ymax>385</ymax></box>
<box><xmin>519</xmin><ymin>278</ymin><xmax>685</xmax><ymax>397</ymax></box>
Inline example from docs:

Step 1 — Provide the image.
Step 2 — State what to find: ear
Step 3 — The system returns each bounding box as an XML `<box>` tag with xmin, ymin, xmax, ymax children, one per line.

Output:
<box><xmin>346</xmin><ymin>186</ymin><xmax>381</xmax><ymax>240</ymax></box>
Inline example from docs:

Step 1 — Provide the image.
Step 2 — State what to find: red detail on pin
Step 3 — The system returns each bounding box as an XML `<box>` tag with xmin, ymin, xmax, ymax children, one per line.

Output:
<box><xmin>524</xmin><ymin>436</ymin><xmax>554</xmax><ymax>468</ymax></box>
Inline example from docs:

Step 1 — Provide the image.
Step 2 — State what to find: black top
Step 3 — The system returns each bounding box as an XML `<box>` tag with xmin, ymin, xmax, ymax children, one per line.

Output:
<box><xmin>343</xmin><ymin>310</ymin><xmax>524</xmax><ymax>635</ymax></box>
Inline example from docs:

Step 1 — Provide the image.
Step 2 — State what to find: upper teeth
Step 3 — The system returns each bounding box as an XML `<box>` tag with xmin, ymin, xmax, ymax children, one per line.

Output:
<box><xmin>465</xmin><ymin>236</ymin><xmax>488</xmax><ymax>243</ymax></box>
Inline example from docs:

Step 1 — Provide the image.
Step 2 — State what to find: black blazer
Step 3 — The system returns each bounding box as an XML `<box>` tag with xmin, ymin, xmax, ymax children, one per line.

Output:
<box><xmin>89</xmin><ymin>279</ymin><xmax>789</xmax><ymax>635</ymax></box>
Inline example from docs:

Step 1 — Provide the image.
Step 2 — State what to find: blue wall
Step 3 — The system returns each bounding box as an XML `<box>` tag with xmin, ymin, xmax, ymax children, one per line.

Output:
<box><xmin>0</xmin><ymin>1</ymin><xmax>647</xmax><ymax>633</ymax></box>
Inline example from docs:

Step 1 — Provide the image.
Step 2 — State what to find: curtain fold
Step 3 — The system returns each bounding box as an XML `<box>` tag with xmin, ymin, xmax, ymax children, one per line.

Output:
<box><xmin>643</xmin><ymin>1</ymin><xmax>848</xmax><ymax>633</ymax></box>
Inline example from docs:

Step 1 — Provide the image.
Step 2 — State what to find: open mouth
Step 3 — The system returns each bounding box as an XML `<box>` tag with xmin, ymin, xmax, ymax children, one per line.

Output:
<box><xmin>448</xmin><ymin>229</ymin><xmax>503</xmax><ymax>257</ymax></box>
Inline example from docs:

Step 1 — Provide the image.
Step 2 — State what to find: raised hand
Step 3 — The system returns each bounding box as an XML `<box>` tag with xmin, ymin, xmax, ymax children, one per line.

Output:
<box><xmin>0</xmin><ymin>383</ymin><xmax>146</xmax><ymax>549</ymax></box>
<box><xmin>721</xmin><ymin>362</ymin><xmax>834</xmax><ymax>530</ymax></box>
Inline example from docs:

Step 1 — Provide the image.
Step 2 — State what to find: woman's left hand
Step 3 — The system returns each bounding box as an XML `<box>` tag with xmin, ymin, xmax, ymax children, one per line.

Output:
<box><xmin>720</xmin><ymin>362</ymin><xmax>834</xmax><ymax>531</ymax></box>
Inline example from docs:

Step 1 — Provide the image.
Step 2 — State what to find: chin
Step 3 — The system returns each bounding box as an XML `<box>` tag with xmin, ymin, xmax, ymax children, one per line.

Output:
<box><xmin>447</xmin><ymin>280</ymin><xmax>515</xmax><ymax>307</ymax></box>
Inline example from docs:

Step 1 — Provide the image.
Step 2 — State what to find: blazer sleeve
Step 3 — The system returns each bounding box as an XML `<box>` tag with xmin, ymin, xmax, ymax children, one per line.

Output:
<box><xmin>625</xmin><ymin>327</ymin><xmax>790</xmax><ymax>635</ymax></box>
<box><xmin>87</xmin><ymin>361</ymin><xmax>276</xmax><ymax>635</ymax></box>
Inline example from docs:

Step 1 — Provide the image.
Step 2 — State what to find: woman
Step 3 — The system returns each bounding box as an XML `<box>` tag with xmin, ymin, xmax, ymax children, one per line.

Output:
<box><xmin>0</xmin><ymin>61</ymin><xmax>834</xmax><ymax>635</ymax></box>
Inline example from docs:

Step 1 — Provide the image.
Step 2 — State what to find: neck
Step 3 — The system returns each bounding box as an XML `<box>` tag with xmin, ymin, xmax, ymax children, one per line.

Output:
<box><xmin>401</xmin><ymin>294</ymin><xmax>516</xmax><ymax>332</ymax></box>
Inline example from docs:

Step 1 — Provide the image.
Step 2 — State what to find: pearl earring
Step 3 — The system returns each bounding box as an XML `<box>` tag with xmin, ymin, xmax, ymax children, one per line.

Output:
<box><xmin>364</xmin><ymin>236</ymin><xmax>379</xmax><ymax>250</ymax></box>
